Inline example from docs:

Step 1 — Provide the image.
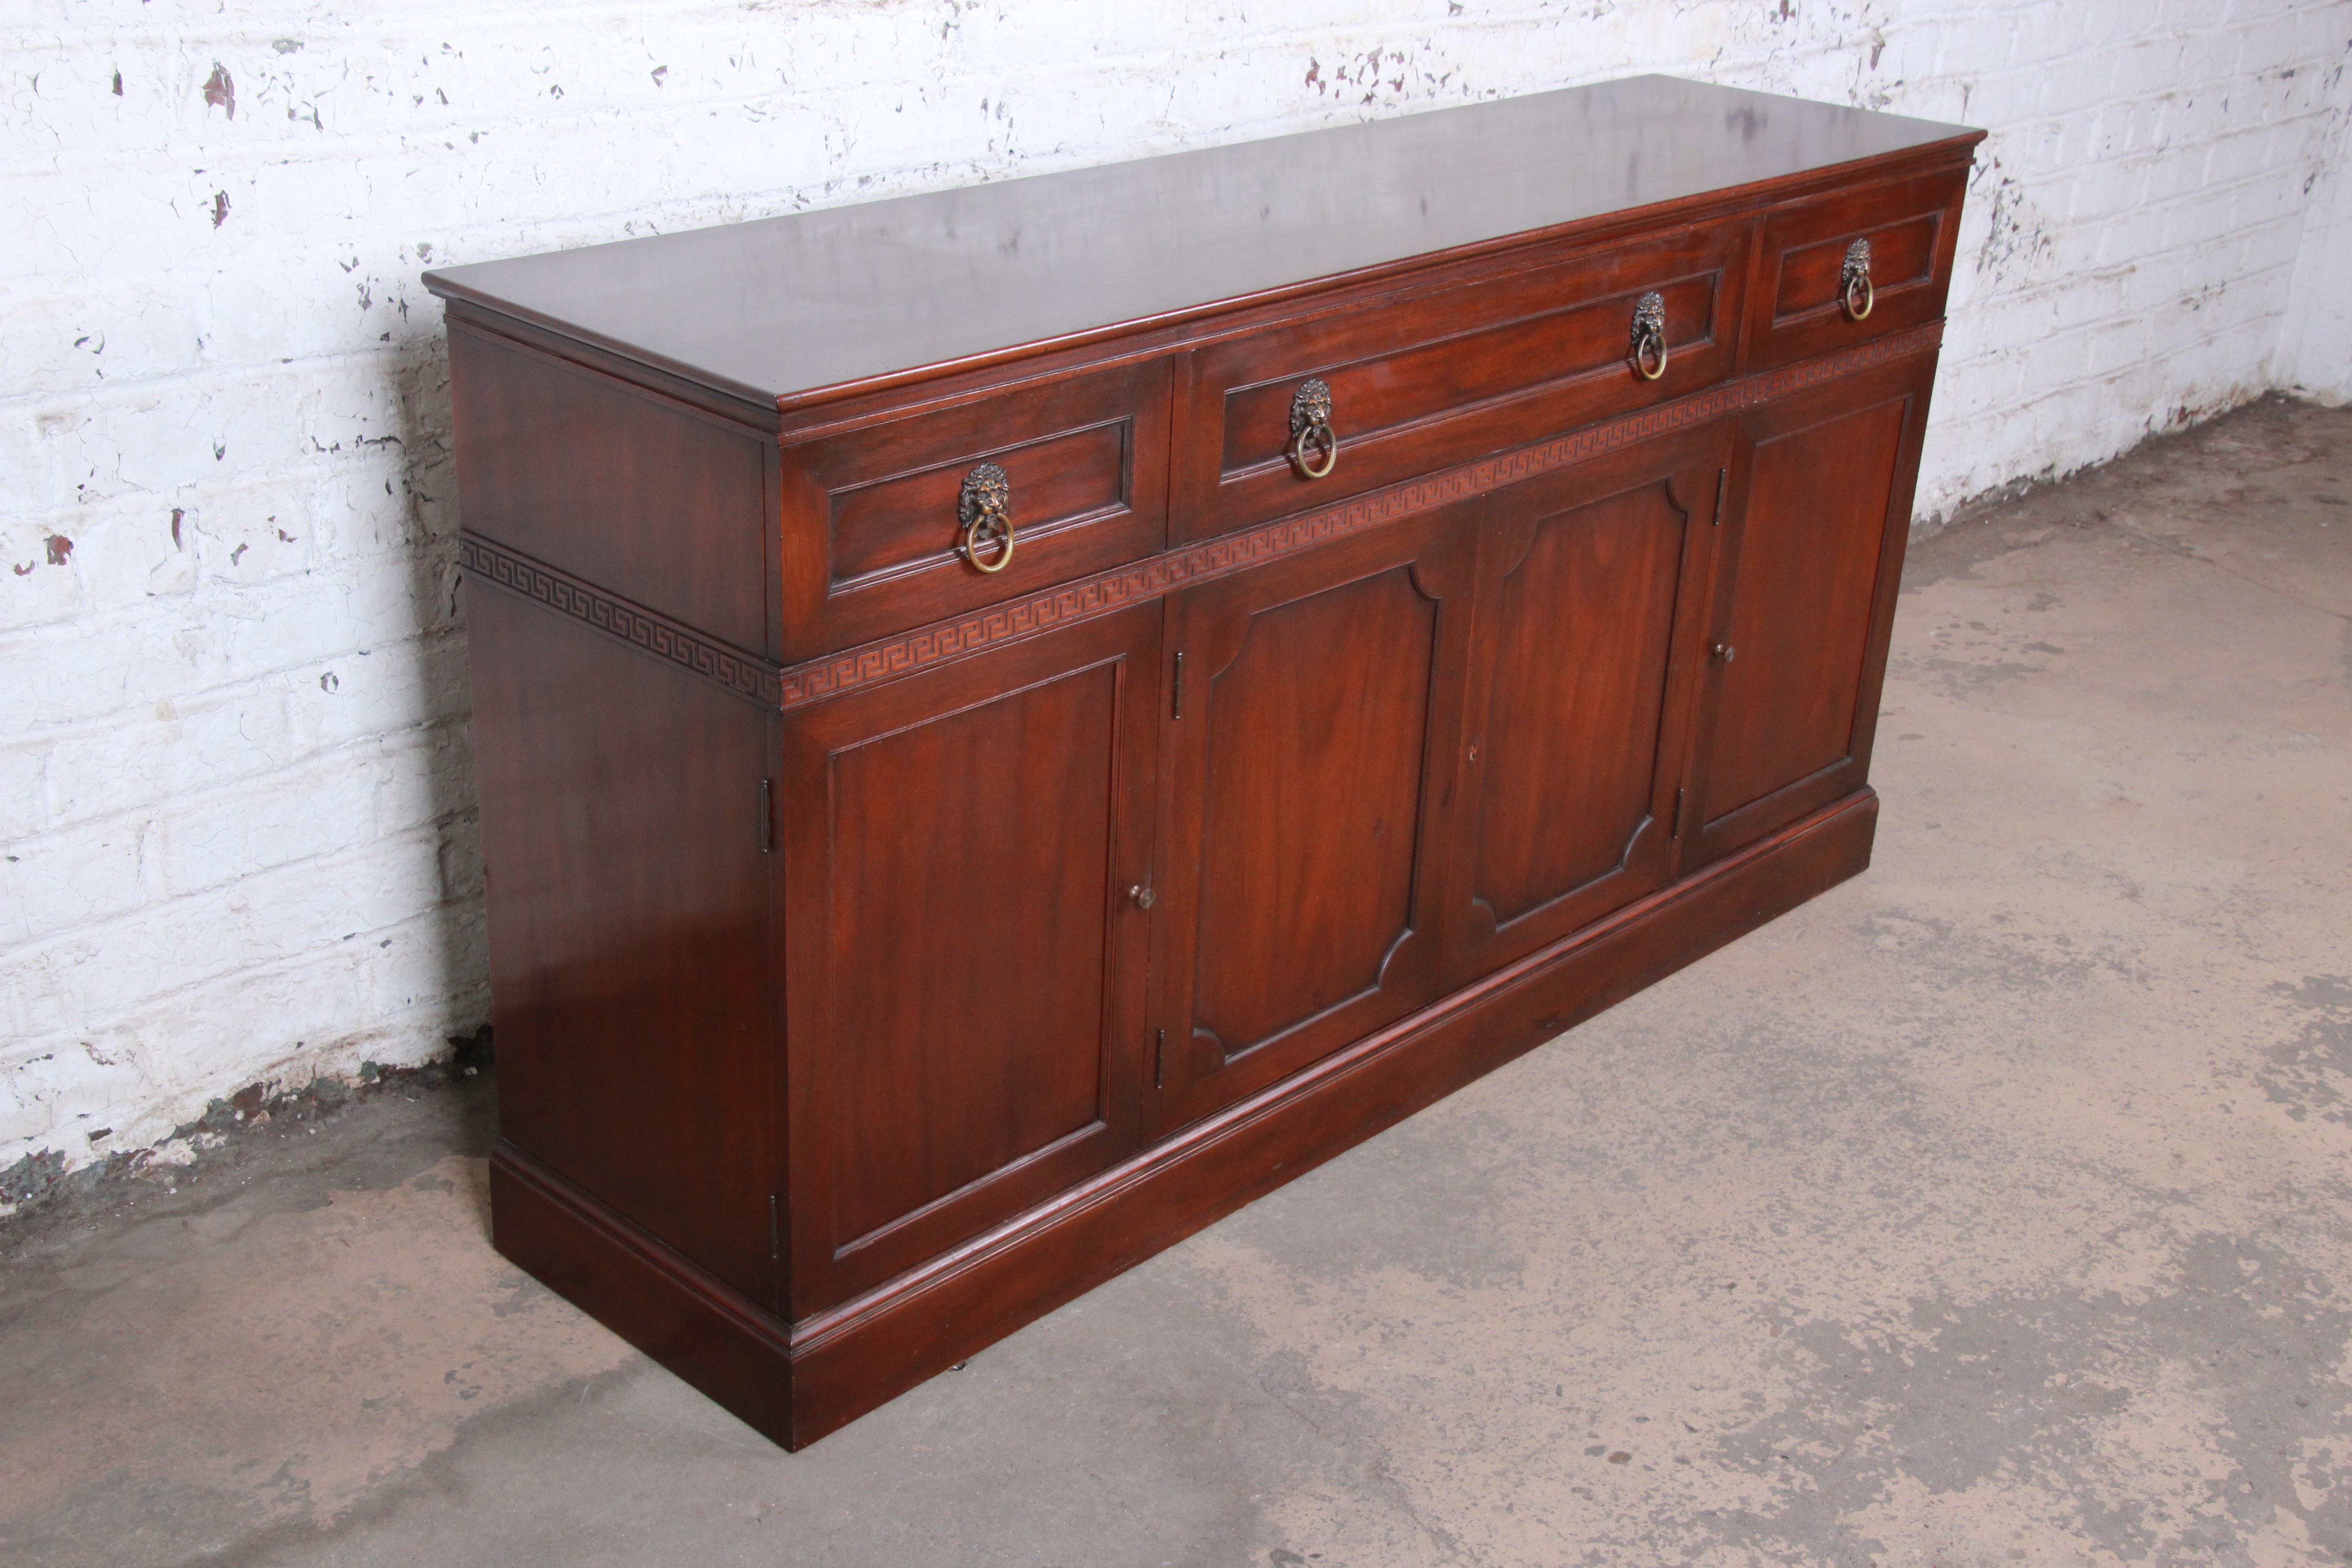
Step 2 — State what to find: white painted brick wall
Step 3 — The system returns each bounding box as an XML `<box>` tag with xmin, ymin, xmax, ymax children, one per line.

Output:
<box><xmin>6</xmin><ymin>0</ymin><xmax>2349</xmax><ymax>1200</ymax></box>
<box><xmin>2280</xmin><ymin>45</ymin><xmax>2352</xmax><ymax>403</ymax></box>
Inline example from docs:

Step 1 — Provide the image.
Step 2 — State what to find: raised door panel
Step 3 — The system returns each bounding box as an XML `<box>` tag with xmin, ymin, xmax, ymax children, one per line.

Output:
<box><xmin>1684</xmin><ymin>355</ymin><xmax>1935</xmax><ymax>866</ymax></box>
<box><xmin>1450</xmin><ymin>428</ymin><xmax>1727</xmax><ymax>980</ymax></box>
<box><xmin>1149</xmin><ymin>509</ymin><xmax>1476</xmax><ymax>1137</ymax></box>
<box><xmin>1194</xmin><ymin>572</ymin><xmax>1428</xmax><ymax>1049</ymax></box>
<box><xmin>780</xmin><ymin>606</ymin><xmax>1160</xmax><ymax>1314</ymax></box>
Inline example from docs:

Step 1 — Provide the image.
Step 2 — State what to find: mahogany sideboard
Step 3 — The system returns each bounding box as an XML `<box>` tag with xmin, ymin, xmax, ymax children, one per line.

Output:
<box><xmin>425</xmin><ymin>74</ymin><xmax>1981</xmax><ymax>1449</ymax></box>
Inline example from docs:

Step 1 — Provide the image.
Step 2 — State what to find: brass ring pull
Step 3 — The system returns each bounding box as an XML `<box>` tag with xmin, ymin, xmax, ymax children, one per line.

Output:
<box><xmin>1287</xmin><ymin>377</ymin><xmax>1338</xmax><ymax>480</ymax></box>
<box><xmin>957</xmin><ymin>461</ymin><xmax>1014</xmax><ymax>574</ymax></box>
<box><xmin>1842</xmin><ymin>238</ymin><xmax>1875</xmax><ymax>321</ymax></box>
<box><xmin>1628</xmin><ymin>291</ymin><xmax>1669</xmax><ymax>381</ymax></box>
<box><xmin>1289</xmin><ymin>421</ymin><xmax>1338</xmax><ymax>479</ymax></box>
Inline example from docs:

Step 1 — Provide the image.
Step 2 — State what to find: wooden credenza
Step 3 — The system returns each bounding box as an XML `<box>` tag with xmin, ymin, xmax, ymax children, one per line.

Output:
<box><xmin>426</xmin><ymin>75</ymin><xmax>1980</xmax><ymax>1449</ymax></box>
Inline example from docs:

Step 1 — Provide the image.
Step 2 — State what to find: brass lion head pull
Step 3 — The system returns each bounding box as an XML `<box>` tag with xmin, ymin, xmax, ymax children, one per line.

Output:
<box><xmin>1287</xmin><ymin>377</ymin><xmax>1338</xmax><ymax>480</ymax></box>
<box><xmin>1629</xmin><ymin>292</ymin><xmax>1668</xmax><ymax>381</ymax></box>
<box><xmin>1842</xmin><ymin>238</ymin><xmax>1875</xmax><ymax>321</ymax></box>
<box><xmin>958</xmin><ymin>461</ymin><xmax>1014</xmax><ymax>574</ymax></box>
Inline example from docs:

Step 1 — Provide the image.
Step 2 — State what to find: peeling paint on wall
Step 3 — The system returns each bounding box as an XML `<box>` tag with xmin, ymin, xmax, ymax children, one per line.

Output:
<box><xmin>4</xmin><ymin>0</ymin><xmax>2351</xmax><ymax>1210</ymax></box>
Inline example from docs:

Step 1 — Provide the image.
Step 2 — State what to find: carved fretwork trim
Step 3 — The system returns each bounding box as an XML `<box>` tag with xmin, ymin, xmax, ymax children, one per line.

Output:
<box><xmin>778</xmin><ymin>322</ymin><xmax>1942</xmax><ymax>708</ymax></box>
<box><xmin>459</xmin><ymin>534</ymin><xmax>783</xmax><ymax>709</ymax></box>
<box><xmin>462</xmin><ymin>325</ymin><xmax>1940</xmax><ymax>712</ymax></box>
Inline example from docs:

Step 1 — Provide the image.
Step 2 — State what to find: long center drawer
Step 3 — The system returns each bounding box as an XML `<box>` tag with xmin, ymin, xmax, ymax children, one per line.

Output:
<box><xmin>1170</xmin><ymin>218</ymin><xmax>1750</xmax><ymax>544</ymax></box>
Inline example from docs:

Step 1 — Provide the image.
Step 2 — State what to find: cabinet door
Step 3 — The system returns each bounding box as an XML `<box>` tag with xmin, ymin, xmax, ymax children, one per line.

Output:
<box><xmin>779</xmin><ymin>606</ymin><xmax>1160</xmax><ymax>1314</ymax></box>
<box><xmin>1147</xmin><ymin>508</ymin><xmax>1477</xmax><ymax>1136</ymax></box>
<box><xmin>1682</xmin><ymin>355</ymin><xmax>1934</xmax><ymax>866</ymax></box>
<box><xmin>1447</xmin><ymin>426</ymin><xmax>1727</xmax><ymax>981</ymax></box>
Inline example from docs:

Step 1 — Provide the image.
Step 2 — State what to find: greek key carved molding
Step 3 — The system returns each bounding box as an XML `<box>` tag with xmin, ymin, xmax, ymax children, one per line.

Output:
<box><xmin>778</xmin><ymin>322</ymin><xmax>1942</xmax><ymax>708</ymax></box>
<box><xmin>462</xmin><ymin>324</ymin><xmax>1940</xmax><ymax>713</ymax></box>
<box><xmin>459</xmin><ymin>534</ymin><xmax>783</xmax><ymax>709</ymax></box>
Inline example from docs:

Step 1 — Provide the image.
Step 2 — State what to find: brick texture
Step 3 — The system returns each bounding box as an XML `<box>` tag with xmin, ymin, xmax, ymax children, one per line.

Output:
<box><xmin>5</xmin><ymin>0</ymin><xmax>2349</xmax><ymax>1196</ymax></box>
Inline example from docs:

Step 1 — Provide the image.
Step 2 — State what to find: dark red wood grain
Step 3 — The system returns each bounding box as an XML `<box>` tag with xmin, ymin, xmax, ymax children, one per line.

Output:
<box><xmin>1447</xmin><ymin>424</ymin><xmax>1729</xmax><ymax>981</ymax></box>
<box><xmin>451</xmin><ymin>325</ymin><xmax>778</xmax><ymax>656</ymax></box>
<box><xmin>1682</xmin><ymin>351</ymin><xmax>1936</xmax><ymax>867</ymax></box>
<box><xmin>780</xmin><ymin>358</ymin><xmax>1173</xmax><ymax>660</ymax></box>
<box><xmin>778</xmin><ymin>607</ymin><xmax>1162</xmax><ymax>1313</ymax></box>
<box><xmin>467</xmin><ymin>586</ymin><xmax>779</xmax><ymax>1307</ymax></box>
<box><xmin>1742</xmin><ymin>166</ymin><xmax>1969</xmax><ymax>373</ymax></box>
<box><xmin>441</xmin><ymin>76</ymin><xmax>1976</xmax><ymax>1450</ymax></box>
<box><xmin>491</xmin><ymin>789</ymin><xmax>1879</xmax><ymax>1447</ymax></box>
<box><xmin>1175</xmin><ymin>218</ymin><xmax>1749</xmax><ymax>542</ymax></box>
<box><xmin>1147</xmin><ymin>506</ymin><xmax>1477</xmax><ymax>1137</ymax></box>
<box><xmin>423</xmin><ymin>76</ymin><xmax>1973</xmax><ymax>412</ymax></box>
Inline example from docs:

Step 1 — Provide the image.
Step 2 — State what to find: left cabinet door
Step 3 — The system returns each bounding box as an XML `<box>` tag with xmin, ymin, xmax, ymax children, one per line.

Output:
<box><xmin>779</xmin><ymin>605</ymin><xmax>1162</xmax><ymax>1314</ymax></box>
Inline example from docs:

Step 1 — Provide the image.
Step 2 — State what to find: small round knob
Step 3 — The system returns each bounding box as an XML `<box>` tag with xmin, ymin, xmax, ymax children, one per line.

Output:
<box><xmin>1713</xmin><ymin>642</ymin><xmax>1736</xmax><ymax>663</ymax></box>
<box><xmin>1129</xmin><ymin>884</ymin><xmax>1156</xmax><ymax>910</ymax></box>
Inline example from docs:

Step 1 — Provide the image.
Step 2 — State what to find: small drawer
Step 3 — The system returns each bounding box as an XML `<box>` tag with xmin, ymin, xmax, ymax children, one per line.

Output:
<box><xmin>780</xmin><ymin>359</ymin><xmax>1172</xmax><ymax>660</ymax></box>
<box><xmin>1172</xmin><ymin>220</ymin><xmax>1749</xmax><ymax>544</ymax></box>
<box><xmin>1743</xmin><ymin>166</ymin><xmax>1968</xmax><ymax>372</ymax></box>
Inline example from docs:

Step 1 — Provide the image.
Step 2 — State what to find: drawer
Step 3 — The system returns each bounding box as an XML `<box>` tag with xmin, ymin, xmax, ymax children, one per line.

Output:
<box><xmin>779</xmin><ymin>359</ymin><xmax>1172</xmax><ymax>660</ymax></box>
<box><xmin>1742</xmin><ymin>166</ymin><xmax>1968</xmax><ymax>372</ymax></box>
<box><xmin>1171</xmin><ymin>220</ymin><xmax>1749</xmax><ymax>544</ymax></box>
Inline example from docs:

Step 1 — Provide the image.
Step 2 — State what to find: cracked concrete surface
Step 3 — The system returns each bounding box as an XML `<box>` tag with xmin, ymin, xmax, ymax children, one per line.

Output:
<box><xmin>2</xmin><ymin>396</ymin><xmax>2348</xmax><ymax>1566</ymax></box>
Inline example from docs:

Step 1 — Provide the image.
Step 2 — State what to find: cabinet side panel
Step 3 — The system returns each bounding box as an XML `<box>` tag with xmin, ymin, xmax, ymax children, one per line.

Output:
<box><xmin>451</xmin><ymin>325</ymin><xmax>771</xmax><ymax>651</ymax></box>
<box><xmin>470</xmin><ymin>589</ymin><xmax>776</xmax><ymax>1304</ymax></box>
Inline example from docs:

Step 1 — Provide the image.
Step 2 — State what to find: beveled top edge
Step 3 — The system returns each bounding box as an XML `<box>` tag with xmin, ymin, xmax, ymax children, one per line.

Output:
<box><xmin>425</xmin><ymin>74</ymin><xmax>1980</xmax><ymax>409</ymax></box>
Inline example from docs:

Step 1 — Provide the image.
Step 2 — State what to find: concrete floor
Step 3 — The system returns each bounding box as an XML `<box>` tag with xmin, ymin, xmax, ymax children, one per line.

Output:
<box><xmin>4</xmin><ymin>397</ymin><xmax>2349</xmax><ymax>1568</ymax></box>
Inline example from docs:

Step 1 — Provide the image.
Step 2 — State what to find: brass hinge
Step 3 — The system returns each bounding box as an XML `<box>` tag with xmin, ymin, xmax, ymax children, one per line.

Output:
<box><xmin>1172</xmin><ymin>651</ymin><xmax>1185</xmax><ymax>720</ymax></box>
<box><xmin>768</xmin><ymin>1193</ymin><xmax>780</xmax><ymax>1261</ymax></box>
<box><xmin>1154</xmin><ymin>1027</ymin><xmax>1166</xmax><ymax>1091</ymax></box>
<box><xmin>759</xmin><ymin>779</ymin><xmax>774</xmax><ymax>854</ymax></box>
<box><xmin>1713</xmin><ymin>467</ymin><xmax>1728</xmax><ymax>525</ymax></box>
<box><xmin>1671</xmin><ymin>786</ymin><xmax>1686</xmax><ymax>839</ymax></box>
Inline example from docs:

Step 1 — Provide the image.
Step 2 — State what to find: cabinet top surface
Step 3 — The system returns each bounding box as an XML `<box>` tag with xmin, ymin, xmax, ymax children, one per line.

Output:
<box><xmin>424</xmin><ymin>74</ymin><xmax>1978</xmax><ymax>410</ymax></box>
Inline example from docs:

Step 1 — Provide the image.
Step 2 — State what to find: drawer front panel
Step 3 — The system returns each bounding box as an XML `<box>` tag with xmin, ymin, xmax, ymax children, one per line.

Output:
<box><xmin>828</xmin><ymin>421</ymin><xmax>1129</xmax><ymax>588</ymax></box>
<box><xmin>782</xmin><ymin>359</ymin><xmax>1172</xmax><ymax>660</ymax></box>
<box><xmin>1744</xmin><ymin>166</ymin><xmax>1967</xmax><ymax>372</ymax></box>
<box><xmin>1174</xmin><ymin>221</ymin><xmax>1749</xmax><ymax>544</ymax></box>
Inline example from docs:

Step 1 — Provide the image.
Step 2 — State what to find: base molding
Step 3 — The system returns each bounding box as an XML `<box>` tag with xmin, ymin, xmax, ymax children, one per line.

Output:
<box><xmin>490</xmin><ymin>1144</ymin><xmax>794</xmax><ymax>1441</ymax></box>
<box><xmin>490</xmin><ymin>789</ymin><xmax>1876</xmax><ymax>1448</ymax></box>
